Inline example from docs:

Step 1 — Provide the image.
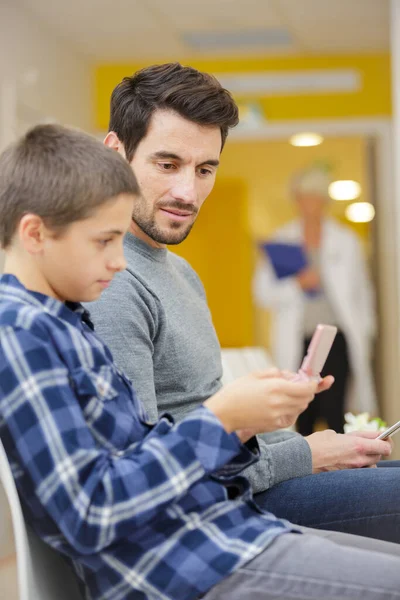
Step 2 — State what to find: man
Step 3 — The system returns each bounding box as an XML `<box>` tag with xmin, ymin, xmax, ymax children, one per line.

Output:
<box><xmin>88</xmin><ymin>63</ymin><xmax>400</xmax><ymax>544</ymax></box>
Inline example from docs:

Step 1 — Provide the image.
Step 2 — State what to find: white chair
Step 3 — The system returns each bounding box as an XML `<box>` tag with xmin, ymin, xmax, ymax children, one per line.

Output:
<box><xmin>0</xmin><ymin>439</ymin><xmax>84</xmax><ymax>600</ymax></box>
<box><xmin>221</xmin><ymin>346</ymin><xmax>275</xmax><ymax>385</ymax></box>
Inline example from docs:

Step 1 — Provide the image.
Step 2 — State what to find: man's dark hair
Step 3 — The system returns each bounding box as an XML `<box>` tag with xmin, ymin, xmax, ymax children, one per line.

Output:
<box><xmin>109</xmin><ymin>63</ymin><xmax>239</xmax><ymax>161</ymax></box>
<box><xmin>0</xmin><ymin>124</ymin><xmax>140</xmax><ymax>248</ymax></box>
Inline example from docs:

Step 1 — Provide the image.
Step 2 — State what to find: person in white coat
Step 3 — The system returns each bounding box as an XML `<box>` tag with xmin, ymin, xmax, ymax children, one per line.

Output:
<box><xmin>253</xmin><ymin>166</ymin><xmax>377</xmax><ymax>434</ymax></box>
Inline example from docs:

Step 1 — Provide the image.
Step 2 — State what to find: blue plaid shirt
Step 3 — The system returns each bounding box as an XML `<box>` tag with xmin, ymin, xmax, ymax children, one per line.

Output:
<box><xmin>0</xmin><ymin>275</ymin><xmax>292</xmax><ymax>600</ymax></box>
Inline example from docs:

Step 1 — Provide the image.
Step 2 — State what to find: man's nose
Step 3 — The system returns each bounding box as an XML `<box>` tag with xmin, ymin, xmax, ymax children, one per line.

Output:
<box><xmin>170</xmin><ymin>172</ymin><xmax>197</xmax><ymax>205</ymax></box>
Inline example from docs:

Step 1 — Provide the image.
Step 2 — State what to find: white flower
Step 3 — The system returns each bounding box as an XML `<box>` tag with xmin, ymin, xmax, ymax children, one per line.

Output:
<box><xmin>344</xmin><ymin>412</ymin><xmax>385</xmax><ymax>433</ymax></box>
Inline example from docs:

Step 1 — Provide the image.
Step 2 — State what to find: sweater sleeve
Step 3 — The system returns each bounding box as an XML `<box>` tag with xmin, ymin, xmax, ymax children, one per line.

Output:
<box><xmin>241</xmin><ymin>430</ymin><xmax>313</xmax><ymax>494</ymax></box>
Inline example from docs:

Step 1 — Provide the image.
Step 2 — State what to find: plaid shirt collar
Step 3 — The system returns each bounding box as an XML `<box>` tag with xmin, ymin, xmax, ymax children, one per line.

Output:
<box><xmin>0</xmin><ymin>274</ymin><xmax>94</xmax><ymax>330</ymax></box>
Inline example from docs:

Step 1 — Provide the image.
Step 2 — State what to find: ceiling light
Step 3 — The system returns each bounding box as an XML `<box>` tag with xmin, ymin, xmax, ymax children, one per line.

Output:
<box><xmin>289</xmin><ymin>133</ymin><xmax>323</xmax><ymax>147</ymax></box>
<box><xmin>345</xmin><ymin>202</ymin><xmax>375</xmax><ymax>223</ymax></box>
<box><xmin>183</xmin><ymin>29</ymin><xmax>292</xmax><ymax>51</ymax></box>
<box><xmin>216</xmin><ymin>70</ymin><xmax>360</xmax><ymax>95</ymax></box>
<box><xmin>329</xmin><ymin>180</ymin><xmax>361</xmax><ymax>201</ymax></box>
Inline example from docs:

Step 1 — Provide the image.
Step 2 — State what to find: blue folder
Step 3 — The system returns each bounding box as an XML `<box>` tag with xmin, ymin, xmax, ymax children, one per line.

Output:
<box><xmin>261</xmin><ymin>242</ymin><xmax>320</xmax><ymax>296</ymax></box>
<box><xmin>262</xmin><ymin>242</ymin><xmax>308</xmax><ymax>279</ymax></box>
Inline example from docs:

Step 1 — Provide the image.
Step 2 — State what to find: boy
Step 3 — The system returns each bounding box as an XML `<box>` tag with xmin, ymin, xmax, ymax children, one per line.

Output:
<box><xmin>0</xmin><ymin>124</ymin><xmax>399</xmax><ymax>600</ymax></box>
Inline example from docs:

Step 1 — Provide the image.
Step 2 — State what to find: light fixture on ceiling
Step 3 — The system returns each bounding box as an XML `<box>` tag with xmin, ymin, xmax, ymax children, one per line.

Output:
<box><xmin>329</xmin><ymin>180</ymin><xmax>361</xmax><ymax>201</ymax></box>
<box><xmin>215</xmin><ymin>70</ymin><xmax>360</xmax><ymax>95</ymax></box>
<box><xmin>345</xmin><ymin>202</ymin><xmax>375</xmax><ymax>223</ymax></box>
<box><xmin>289</xmin><ymin>133</ymin><xmax>323</xmax><ymax>147</ymax></box>
<box><xmin>183</xmin><ymin>29</ymin><xmax>292</xmax><ymax>51</ymax></box>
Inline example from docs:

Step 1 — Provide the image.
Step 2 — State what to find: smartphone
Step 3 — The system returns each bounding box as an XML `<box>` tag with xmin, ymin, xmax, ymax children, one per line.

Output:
<box><xmin>294</xmin><ymin>324</ymin><xmax>337</xmax><ymax>382</ymax></box>
<box><xmin>377</xmin><ymin>420</ymin><xmax>400</xmax><ymax>440</ymax></box>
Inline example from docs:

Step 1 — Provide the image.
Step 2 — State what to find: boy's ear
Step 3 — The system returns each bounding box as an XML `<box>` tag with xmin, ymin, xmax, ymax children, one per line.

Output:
<box><xmin>104</xmin><ymin>132</ymin><xmax>126</xmax><ymax>159</ymax></box>
<box><xmin>18</xmin><ymin>214</ymin><xmax>47</xmax><ymax>254</ymax></box>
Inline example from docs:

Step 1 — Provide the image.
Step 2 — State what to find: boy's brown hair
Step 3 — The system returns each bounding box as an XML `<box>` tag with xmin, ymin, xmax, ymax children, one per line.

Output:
<box><xmin>0</xmin><ymin>124</ymin><xmax>140</xmax><ymax>248</ymax></box>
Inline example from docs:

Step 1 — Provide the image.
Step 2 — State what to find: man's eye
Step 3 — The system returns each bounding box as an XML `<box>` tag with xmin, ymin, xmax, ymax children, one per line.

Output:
<box><xmin>98</xmin><ymin>239</ymin><xmax>112</xmax><ymax>246</ymax></box>
<box><xmin>159</xmin><ymin>163</ymin><xmax>175</xmax><ymax>171</ymax></box>
<box><xmin>199</xmin><ymin>168</ymin><xmax>213</xmax><ymax>176</ymax></box>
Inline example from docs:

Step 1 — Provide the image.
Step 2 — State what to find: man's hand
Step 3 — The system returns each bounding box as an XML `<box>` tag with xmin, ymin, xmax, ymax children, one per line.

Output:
<box><xmin>305</xmin><ymin>429</ymin><xmax>393</xmax><ymax>473</ymax></box>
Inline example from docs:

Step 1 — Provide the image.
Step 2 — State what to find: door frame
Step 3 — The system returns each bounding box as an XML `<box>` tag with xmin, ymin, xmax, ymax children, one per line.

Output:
<box><xmin>230</xmin><ymin>117</ymin><xmax>399</xmax><ymax>432</ymax></box>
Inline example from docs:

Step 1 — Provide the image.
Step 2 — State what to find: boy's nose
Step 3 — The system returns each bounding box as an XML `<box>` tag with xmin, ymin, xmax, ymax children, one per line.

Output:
<box><xmin>109</xmin><ymin>254</ymin><xmax>127</xmax><ymax>272</ymax></box>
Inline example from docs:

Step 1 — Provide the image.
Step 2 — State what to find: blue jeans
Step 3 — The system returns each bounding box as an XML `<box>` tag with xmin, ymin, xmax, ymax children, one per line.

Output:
<box><xmin>254</xmin><ymin>461</ymin><xmax>400</xmax><ymax>543</ymax></box>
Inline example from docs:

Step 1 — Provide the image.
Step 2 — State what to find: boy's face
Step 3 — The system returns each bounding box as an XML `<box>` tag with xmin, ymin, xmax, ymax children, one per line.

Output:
<box><xmin>39</xmin><ymin>194</ymin><xmax>134</xmax><ymax>303</ymax></box>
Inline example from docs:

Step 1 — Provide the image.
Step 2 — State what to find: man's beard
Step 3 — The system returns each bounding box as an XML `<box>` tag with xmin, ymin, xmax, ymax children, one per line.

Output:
<box><xmin>132</xmin><ymin>210</ymin><xmax>195</xmax><ymax>245</ymax></box>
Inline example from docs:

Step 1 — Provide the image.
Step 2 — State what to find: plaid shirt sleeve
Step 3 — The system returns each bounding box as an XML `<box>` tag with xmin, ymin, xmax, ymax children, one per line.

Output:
<box><xmin>0</xmin><ymin>324</ymin><xmax>250</xmax><ymax>555</ymax></box>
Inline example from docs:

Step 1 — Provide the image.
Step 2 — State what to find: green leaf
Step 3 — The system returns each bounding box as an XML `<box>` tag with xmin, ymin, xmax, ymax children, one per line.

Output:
<box><xmin>371</xmin><ymin>417</ymin><xmax>387</xmax><ymax>429</ymax></box>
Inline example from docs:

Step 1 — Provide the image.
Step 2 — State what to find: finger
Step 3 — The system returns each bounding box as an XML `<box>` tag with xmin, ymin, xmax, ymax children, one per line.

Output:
<box><xmin>348</xmin><ymin>430</ymin><xmax>388</xmax><ymax>440</ymax></box>
<box><xmin>360</xmin><ymin>454</ymin><xmax>382</xmax><ymax>467</ymax></box>
<box><xmin>281</xmin><ymin>370</ymin><xmax>296</xmax><ymax>380</ymax></box>
<box><xmin>360</xmin><ymin>439</ymin><xmax>392</xmax><ymax>457</ymax></box>
<box><xmin>374</xmin><ymin>434</ymin><xmax>396</xmax><ymax>451</ymax></box>
<box><xmin>255</xmin><ymin>368</ymin><xmax>282</xmax><ymax>379</ymax></box>
<box><xmin>317</xmin><ymin>375</ymin><xmax>335</xmax><ymax>393</ymax></box>
<box><xmin>273</xmin><ymin>378</ymin><xmax>318</xmax><ymax>397</ymax></box>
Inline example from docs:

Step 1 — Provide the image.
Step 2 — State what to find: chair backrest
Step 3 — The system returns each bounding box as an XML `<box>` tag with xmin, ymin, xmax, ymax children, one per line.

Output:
<box><xmin>0</xmin><ymin>439</ymin><xmax>84</xmax><ymax>600</ymax></box>
<box><xmin>221</xmin><ymin>346</ymin><xmax>275</xmax><ymax>385</ymax></box>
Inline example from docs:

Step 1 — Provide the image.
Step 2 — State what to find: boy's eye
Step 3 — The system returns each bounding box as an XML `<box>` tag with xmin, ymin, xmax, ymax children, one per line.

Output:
<box><xmin>98</xmin><ymin>238</ymin><xmax>112</xmax><ymax>246</ymax></box>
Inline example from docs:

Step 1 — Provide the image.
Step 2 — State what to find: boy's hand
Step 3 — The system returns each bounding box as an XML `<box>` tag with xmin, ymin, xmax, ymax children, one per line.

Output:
<box><xmin>205</xmin><ymin>368</ymin><xmax>319</xmax><ymax>436</ymax></box>
<box><xmin>235</xmin><ymin>372</ymin><xmax>334</xmax><ymax>443</ymax></box>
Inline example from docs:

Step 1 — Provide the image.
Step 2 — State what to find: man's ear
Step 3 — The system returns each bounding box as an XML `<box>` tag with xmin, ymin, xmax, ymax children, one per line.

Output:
<box><xmin>104</xmin><ymin>132</ymin><xmax>126</xmax><ymax>158</ymax></box>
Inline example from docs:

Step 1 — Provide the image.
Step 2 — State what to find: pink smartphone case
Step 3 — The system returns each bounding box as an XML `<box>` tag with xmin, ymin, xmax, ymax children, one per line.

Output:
<box><xmin>294</xmin><ymin>324</ymin><xmax>337</xmax><ymax>381</ymax></box>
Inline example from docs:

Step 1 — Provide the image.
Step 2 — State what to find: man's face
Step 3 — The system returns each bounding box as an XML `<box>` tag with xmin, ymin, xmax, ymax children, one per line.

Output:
<box><xmin>295</xmin><ymin>192</ymin><xmax>327</xmax><ymax>219</ymax></box>
<box><xmin>123</xmin><ymin>110</ymin><xmax>222</xmax><ymax>247</ymax></box>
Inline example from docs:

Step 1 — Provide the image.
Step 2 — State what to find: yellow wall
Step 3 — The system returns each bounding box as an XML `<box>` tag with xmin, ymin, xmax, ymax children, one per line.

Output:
<box><xmin>171</xmin><ymin>178</ymin><xmax>254</xmax><ymax>347</ymax></box>
<box><xmin>224</xmin><ymin>136</ymin><xmax>370</xmax><ymax>241</ymax></box>
<box><xmin>96</xmin><ymin>53</ymin><xmax>391</xmax><ymax>129</ymax></box>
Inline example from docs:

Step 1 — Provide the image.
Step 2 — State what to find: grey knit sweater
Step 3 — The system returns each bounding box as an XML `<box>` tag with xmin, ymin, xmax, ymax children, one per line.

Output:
<box><xmin>86</xmin><ymin>233</ymin><xmax>312</xmax><ymax>493</ymax></box>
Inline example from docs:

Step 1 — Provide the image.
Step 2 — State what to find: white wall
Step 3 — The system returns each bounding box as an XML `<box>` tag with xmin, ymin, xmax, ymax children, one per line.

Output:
<box><xmin>0</xmin><ymin>0</ymin><xmax>93</xmax><ymax>271</ymax></box>
<box><xmin>0</xmin><ymin>2</ymin><xmax>94</xmax><ymax>539</ymax></box>
<box><xmin>0</xmin><ymin>0</ymin><xmax>93</xmax><ymax>146</ymax></box>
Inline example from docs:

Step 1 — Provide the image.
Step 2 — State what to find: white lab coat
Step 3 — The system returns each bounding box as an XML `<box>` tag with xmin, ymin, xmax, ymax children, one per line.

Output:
<box><xmin>253</xmin><ymin>218</ymin><xmax>377</xmax><ymax>414</ymax></box>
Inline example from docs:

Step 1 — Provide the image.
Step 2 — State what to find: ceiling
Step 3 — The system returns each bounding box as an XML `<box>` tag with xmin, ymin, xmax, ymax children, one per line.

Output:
<box><xmin>21</xmin><ymin>0</ymin><xmax>389</xmax><ymax>62</ymax></box>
